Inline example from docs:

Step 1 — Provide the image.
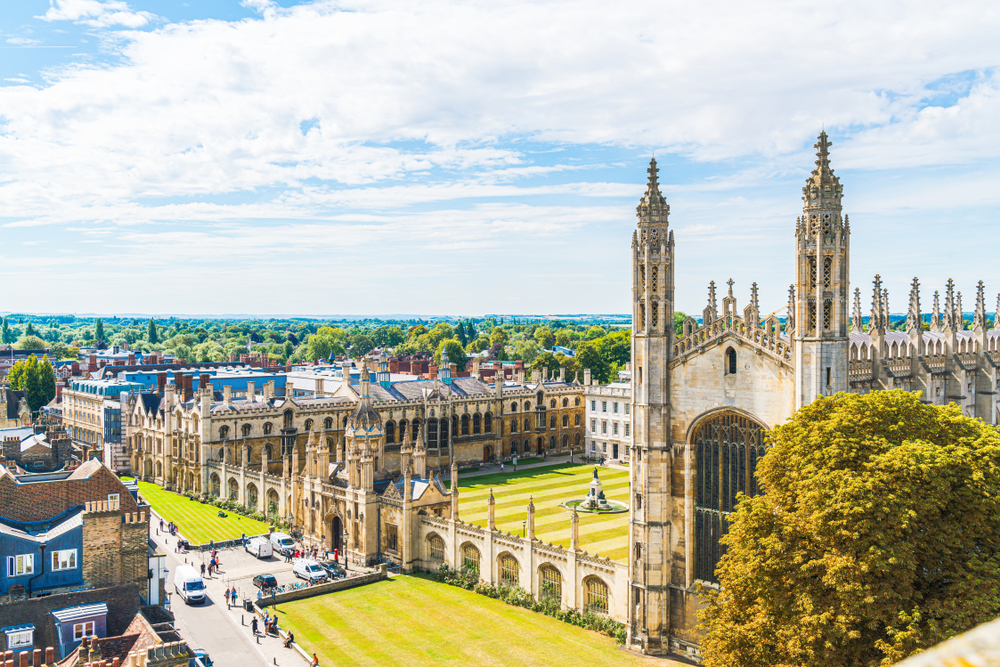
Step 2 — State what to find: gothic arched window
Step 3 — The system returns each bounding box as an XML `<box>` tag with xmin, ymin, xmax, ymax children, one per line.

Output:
<box><xmin>385</xmin><ymin>421</ymin><xmax>395</xmax><ymax>443</ymax></box>
<box><xmin>483</xmin><ymin>412</ymin><xmax>492</xmax><ymax>433</ymax></box>
<box><xmin>473</xmin><ymin>413</ymin><xmax>481</xmax><ymax>435</ymax></box>
<box><xmin>694</xmin><ymin>411</ymin><xmax>767</xmax><ymax>584</ymax></box>
<box><xmin>726</xmin><ymin>348</ymin><xmax>737</xmax><ymax>375</ymax></box>
<box><xmin>263</xmin><ymin>422</ymin><xmax>273</xmax><ymax>435</ymax></box>
<box><xmin>461</xmin><ymin>414</ymin><xmax>470</xmax><ymax>436</ymax></box>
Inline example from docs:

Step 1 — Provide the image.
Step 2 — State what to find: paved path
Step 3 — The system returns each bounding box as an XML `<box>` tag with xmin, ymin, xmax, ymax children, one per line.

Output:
<box><xmin>458</xmin><ymin>454</ymin><xmax>628</xmax><ymax>479</ymax></box>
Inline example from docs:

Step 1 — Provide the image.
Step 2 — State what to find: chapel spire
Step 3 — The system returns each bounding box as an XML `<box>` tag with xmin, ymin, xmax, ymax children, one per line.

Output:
<box><xmin>931</xmin><ymin>290</ymin><xmax>942</xmax><ymax>332</ymax></box>
<box><xmin>907</xmin><ymin>278</ymin><xmax>922</xmax><ymax>333</ymax></box>
<box><xmin>636</xmin><ymin>158</ymin><xmax>669</xmax><ymax>225</ymax></box>
<box><xmin>944</xmin><ymin>279</ymin><xmax>956</xmax><ymax>331</ymax></box>
<box><xmin>973</xmin><ymin>281</ymin><xmax>987</xmax><ymax>330</ymax></box>
<box><xmin>802</xmin><ymin>130</ymin><xmax>844</xmax><ymax>214</ymax></box>
<box><xmin>869</xmin><ymin>275</ymin><xmax>885</xmax><ymax>335</ymax></box>
<box><xmin>851</xmin><ymin>287</ymin><xmax>863</xmax><ymax>333</ymax></box>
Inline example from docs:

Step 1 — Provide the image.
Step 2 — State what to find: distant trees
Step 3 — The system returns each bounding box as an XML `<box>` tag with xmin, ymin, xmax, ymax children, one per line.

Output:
<box><xmin>15</xmin><ymin>335</ymin><xmax>47</xmax><ymax>350</ymax></box>
<box><xmin>434</xmin><ymin>339</ymin><xmax>468</xmax><ymax>371</ymax></box>
<box><xmin>94</xmin><ymin>318</ymin><xmax>105</xmax><ymax>342</ymax></box>
<box><xmin>8</xmin><ymin>356</ymin><xmax>55</xmax><ymax>412</ymax></box>
<box><xmin>1</xmin><ymin>318</ymin><xmax>13</xmax><ymax>345</ymax></box>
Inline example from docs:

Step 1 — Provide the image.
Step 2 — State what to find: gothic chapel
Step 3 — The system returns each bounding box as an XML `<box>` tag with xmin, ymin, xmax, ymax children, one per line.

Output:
<box><xmin>626</xmin><ymin>132</ymin><xmax>1000</xmax><ymax>656</ymax></box>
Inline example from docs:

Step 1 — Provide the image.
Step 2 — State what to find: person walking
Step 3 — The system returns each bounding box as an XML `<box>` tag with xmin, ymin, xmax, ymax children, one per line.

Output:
<box><xmin>207</xmin><ymin>562</ymin><xmax>214</xmax><ymax>577</ymax></box>
<box><xmin>232</xmin><ymin>589</ymin><xmax>239</xmax><ymax>608</ymax></box>
<box><xmin>200</xmin><ymin>562</ymin><xmax>206</xmax><ymax>577</ymax></box>
<box><xmin>224</xmin><ymin>587</ymin><xmax>231</xmax><ymax>609</ymax></box>
<box><xmin>251</xmin><ymin>616</ymin><xmax>258</xmax><ymax>636</ymax></box>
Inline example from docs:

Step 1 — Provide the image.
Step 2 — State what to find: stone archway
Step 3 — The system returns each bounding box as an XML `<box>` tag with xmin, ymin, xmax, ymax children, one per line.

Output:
<box><xmin>329</xmin><ymin>515</ymin><xmax>343</xmax><ymax>556</ymax></box>
<box><xmin>246</xmin><ymin>483</ymin><xmax>258</xmax><ymax>510</ymax></box>
<box><xmin>210</xmin><ymin>473</ymin><xmax>221</xmax><ymax>497</ymax></box>
<box><xmin>536</xmin><ymin>437</ymin><xmax>543</xmax><ymax>455</ymax></box>
<box><xmin>483</xmin><ymin>445</ymin><xmax>493</xmax><ymax>463</ymax></box>
<box><xmin>267</xmin><ymin>489</ymin><xmax>279</xmax><ymax>516</ymax></box>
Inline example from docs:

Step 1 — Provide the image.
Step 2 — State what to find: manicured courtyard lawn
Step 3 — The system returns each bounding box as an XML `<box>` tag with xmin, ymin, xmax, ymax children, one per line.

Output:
<box><xmin>137</xmin><ymin>481</ymin><xmax>271</xmax><ymax>545</ymax></box>
<box><xmin>274</xmin><ymin>575</ymin><xmax>673</xmax><ymax>667</ymax></box>
<box><xmin>452</xmin><ymin>463</ymin><xmax>630</xmax><ymax>562</ymax></box>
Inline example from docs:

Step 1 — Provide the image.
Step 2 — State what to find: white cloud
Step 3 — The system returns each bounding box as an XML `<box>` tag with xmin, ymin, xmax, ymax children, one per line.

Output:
<box><xmin>6</xmin><ymin>38</ymin><xmax>42</xmax><ymax>46</ymax></box>
<box><xmin>37</xmin><ymin>0</ymin><xmax>156</xmax><ymax>28</ymax></box>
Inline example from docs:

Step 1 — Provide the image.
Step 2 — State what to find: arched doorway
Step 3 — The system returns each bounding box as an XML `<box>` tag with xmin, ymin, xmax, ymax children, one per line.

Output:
<box><xmin>483</xmin><ymin>445</ymin><xmax>493</xmax><ymax>463</ymax></box>
<box><xmin>692</xmin><ymin>410</ymin><xmax>767</xmax><ymax>584</ymax></box>
<box><xmin>330</xmin><ymin>515</ymin><xmax>343</xmax><ymax>556</ymax></box>
<box><xmin>536</xmin><ymin>437</ymin><xmax>543</xmax><ymax>454</ymax></box>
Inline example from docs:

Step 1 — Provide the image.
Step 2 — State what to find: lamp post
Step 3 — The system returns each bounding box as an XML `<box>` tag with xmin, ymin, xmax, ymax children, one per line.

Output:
<box><xmin>343</xmin><ymin>529</ymin><xmax>349</xmax><ymax>572</ymax></box>
<box><xmin>522</xmin><ymin>520</ymin><xmax>526</xmax><ymax>538</ymax></box>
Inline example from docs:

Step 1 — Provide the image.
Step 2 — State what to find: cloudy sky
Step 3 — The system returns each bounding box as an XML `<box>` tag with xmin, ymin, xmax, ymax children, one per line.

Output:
<box><xmin>0</xmin><ymin>0</ymin><xmax>997</xmax><ymax>317</ymax></box>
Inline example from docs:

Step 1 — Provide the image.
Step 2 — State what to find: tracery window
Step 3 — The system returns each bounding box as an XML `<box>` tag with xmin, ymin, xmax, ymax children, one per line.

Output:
<box><xmin>462</xmin><ymin>544</ymin><xmax>480</xmax><ymax>573</ymax></box>
<box><xmin>263</xmin><ymin>422</ymin><xmax>273</xmax><ymax>435</ymax></box>
<box><xmin>639</xmin><ymin>304</ymin><xmax>645</xmax><ymax>330</ymax></box>
<box><xmin>429</xmin><ymin>535</ymin><xmax>445</xmax><ymax>562</ymax></box>
<box><xmin>808</xmin><ymin>301</ymin><xmax>817</xmax><ymax>332</ymax></box>
<box><xmin>639</xmin><ymin>264</ymin><xmax>645</xmax><ymax>292</ymax></box>
<box><xmin>823</xmin><ymin>300</ymin><xmax>832</xmax><ymax>331</ymax></box>
<box><xmin>461</xmin><ymin>414</ymin><xmax>470</xmax><ymax>436</ymax></box>
<box><xmin>385</xmin><ymin>421</ymin><xmax>395</xmax><ymax>443</ymax></box>
<box><xmin>651</xmin><ymin>302</ymin><xmax>659</xmax><ymax>329</ymax></box>
<box><xmin>807</xmin><ymin>256</ymin><xmax>817</xmax><ymax>291</ymax></box>
<box><xmin>324</xmin><ymin>417</ymin><xmax>333</xmax><ymax>429</ymax></box>
<box><xmin>823</xmin><ymin>257</ymin><xmax>832</xmax><ymax>287</ymax></box>
<box><xmin>484</xmin><ymin>413</ymin><xmax>492</xmax><ymax>433</ymax></box>
<box><xmin>651</xmin><ymin>265</ymin><xmax>658</xmax><ymax>293</ymax></box>
<box><xmin>219</xmin><ymin>426</ymin><xmax>229</xmax><ymax>440</ymax></box>
<box><xmin>585</xmin><ymin>578</ymin><xmax>609</xmax><ymax>614</ymax></box>
<box><xmin>241</xmin><ymin>424</ymin><xmax>251</xmax><ymax>438</ymax></box>
<box><xmin>304</xmin><ymin>419</ymin><xmax>313</xmax><ymax>431</ymax></box>
<box><xmin>694</xmin><ymin>412</ymin><xmax>767</xmax><ymax>584</ymax></box>
<box><xmin>574</xmin><ymin>414</ymin><xmax>580</xmax><ymax>426</ymax></box>
<box><xmin>473</xmin><ymin>413</ymin><xmax>481</xmax><ymax>434</ymax></box>
<box><xmin>510</xmin><ymin>419</ymin><xmax>517</xmax><ymax>433</ymax></box>
<box><xmin>539</xmin><ymin>565</ymin><xmax>561</xmax><ymax>601</ymax></box>
<box><xmin>499</xmin><ymin>554</ymin><xmax>519</xmax><ymax>586</ymax></box>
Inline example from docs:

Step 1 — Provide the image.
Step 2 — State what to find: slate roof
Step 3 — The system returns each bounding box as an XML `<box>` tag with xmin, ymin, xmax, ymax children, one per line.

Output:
<box><xmin>2</xmin><ymin>388</ymin><xmax>27</xmax><ymax>420</ymax></box>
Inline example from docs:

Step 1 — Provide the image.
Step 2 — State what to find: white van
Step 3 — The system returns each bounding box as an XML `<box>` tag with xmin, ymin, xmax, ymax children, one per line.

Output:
<box><xmin>245</xmin><ymin>536</ymin><xmax>273</xmax><ymax>559</ymax></box>
<box><xmin>173</xmin><ymin>564</ymin><xmax>206</xmax><ymax>605</ymax></box>
<box><xmin>292</xmin><ymin>558</ymin><xmax>328</xmax><ymax>584</ymax></box>
<box><xmin>270</xmin><ymin>531</ymin><xmax>295</xmax><ymax>555</ymax></box>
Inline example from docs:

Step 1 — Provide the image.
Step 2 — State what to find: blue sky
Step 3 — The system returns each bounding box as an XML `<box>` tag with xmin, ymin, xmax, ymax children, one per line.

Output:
<box><xmin>0</xmin><ymin>0</ymin><xmax>997</xmax><ymax>317</ymax></box>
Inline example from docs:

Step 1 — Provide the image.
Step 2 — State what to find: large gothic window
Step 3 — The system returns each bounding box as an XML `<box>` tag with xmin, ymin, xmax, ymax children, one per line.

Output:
<box><xmin>694</xmin><ymin>412</ymin><xmax>767</xmax><ymax>584</ymax></box>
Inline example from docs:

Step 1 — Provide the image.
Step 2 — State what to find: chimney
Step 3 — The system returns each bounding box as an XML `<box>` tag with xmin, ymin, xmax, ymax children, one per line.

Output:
<box><xmin>156</xmin><ymin>372</ymin><xmax>167</xmax><ymax>395</ymax></box>
<box><xmin>315</xmin><ymin>378</ymin><xmax>325</xmax><ymax>398</ymax></box>
<box><xmin>88</xmin><ymin>354</ymin><xmax>97</xmax><ymax>372</ymax></box>
<box><xmin>583</xmin><ymin>369</ymin><xmax>592</xmax><ymax>386</ymax></box>
<box><xmin>199</xmin><ymin>373</ymin><xmax>211</xmax><ymax>395</ymax></box>
<box><xmin>128</xmin><ymin>352</ymin><xmax>136</xmax><ymax>365</ymax></box>
<box><xmin>184</xmin><ymin>374</ymin><xmax>193</xmax><ymax>402</ymax></box>
<box><xmin>449</xmin><ymin>363</ymin><xmax>457</xmax><ymax>377</ymax></box>
<box><xmin>264</xmin><ymin>380</ymin><xmax>274</xmax><ymax>400</ymax></box>
<box><xmin>246</xmin><ymin>381</ymin><xmax>255</xmax><ymax>402</ymax></box>
<box><xmin>223</xmin><ymin>385</ymin><xmax>232</xmax><ymax>406</ymax></box>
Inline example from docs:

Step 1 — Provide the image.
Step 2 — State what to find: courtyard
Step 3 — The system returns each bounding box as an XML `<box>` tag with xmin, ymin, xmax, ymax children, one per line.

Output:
<box><xmin>138</xmin><ymin>480</ymin><xmax>272</xmax><ymax>544</ymax></box>
<box><xmin>271</xmin><ymin>574</ymin><xmax>674</xmax><ymax>667</ymax></box>
<box><xmin>455</xmin><ymin>462</ymin><xmax>630</xmax><ymax>562</ymax></box>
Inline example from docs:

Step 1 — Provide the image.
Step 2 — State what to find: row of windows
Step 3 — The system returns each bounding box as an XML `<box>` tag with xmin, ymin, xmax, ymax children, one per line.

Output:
<box><xmin>589</xmin><ymin>419</ymin><xmax>629</xmax><ymax>437</ymax></box>
<box><xmin>589</xmin><ymin>400</ymin><xmax>629</xmax><ymax>415</ymax></box>
<box><xmin>589</xmin><ymin>441</ymin><xmax>630</xmax><ymax>456</ymax></box>
<box><xmin>5</xmin><ymin>550</ymin><xmax>78</xmax><ymax>578</ymax></box>
<box><xmin>510</xmin><ymin>397</ymin><xmax>581</xmax><ymax>411</ymax></box>
<box><xmin>438</xmin><ymin>540</ymin><xmax>608</xmax><ymax>614</ymax></box>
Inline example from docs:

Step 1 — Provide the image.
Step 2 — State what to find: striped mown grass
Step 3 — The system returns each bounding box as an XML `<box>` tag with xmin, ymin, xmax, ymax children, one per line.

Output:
<box><xmin>274</xmin><ymin>574</ymin><xmax>672</xmax><ymax>667</ymax></box>
<box><xmin>453</xmin><ymin>463</ymin><xmax>630</xmax><ymax>562</ymax></box>
<box><xmin>137</xmin><ymin>481</ymin><xmax>271</xmax><ymax>544</ymax></box>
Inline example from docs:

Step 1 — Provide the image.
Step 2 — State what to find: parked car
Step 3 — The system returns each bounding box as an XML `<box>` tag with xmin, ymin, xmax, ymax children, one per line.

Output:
<box><xmin>252</xmin><ymin>574</ymin><xmax>278</xmax><ymax>591</ymax></box>
<box><xmin>174</xmin><ymin>564</ymin><xmax>206</xmax><ymax>605</ymax></box>
<box><xmin>292</xmin><ymin>559</ymin><xmax>328</xmax><ymax>584</ymax></box>
<box><xmin>245</xmin><ymin>536</ymin><xmax>273</xmax><ymax>559</ymax></box>
<box><xmin>317</xmin><ymin>561</ymin><xmax>345</xmax><ymax>580</ymax></box>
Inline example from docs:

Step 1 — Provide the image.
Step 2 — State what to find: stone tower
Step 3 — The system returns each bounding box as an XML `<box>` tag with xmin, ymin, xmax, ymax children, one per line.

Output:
<box><xmin>628</xmin><ymin>158</ymin><xmax>675</xmax><ymax>653</ymax></box>
<box><xmin>793</xmin><ymin>131</ymin><xmax>850</xmax><ymax>408</ymax></box>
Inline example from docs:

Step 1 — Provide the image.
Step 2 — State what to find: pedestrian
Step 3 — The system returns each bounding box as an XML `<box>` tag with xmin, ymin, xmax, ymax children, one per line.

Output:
<box><xmin>500</xmin><ymin>462</ymin><xmax>504</xmax><ymax>472</ymax></box>
<box><xmin>224</xmin><ymin>587</ymin><xmax>231</xmax><ymax>609</ymax></box>
<box><xmin>232</xmin><ymin>590</ymin><xmax>239</xmax><ymax>607</ymax></box>
<box><xmin>200</xmin><ymin>562</ymin><xmax>206</xmax><ymax>577</ymax></box>
<box><xmin>241</xmin><ymin>533</ymin><xmax>246</xmax><ymax>547</ymax></box>
<box><xmin>251</xmin><ymin>616</ymin><xmax>258</xmax><ymax>636</ymax></box>
<box><xmin>310</xmin><ymin>652</ymin><xmax>319</xmax><ymax>667</ymax></box>
<box><xmin>208</xmin><ymin>562</ymin><xmax>214</xmax><ymax>577</ymax></box>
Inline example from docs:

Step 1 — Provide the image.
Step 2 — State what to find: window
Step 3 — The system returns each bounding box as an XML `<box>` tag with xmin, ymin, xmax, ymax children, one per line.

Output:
<box><xmin>574</xmin><ymin>414</ymin><xmax>580</xmax><ymax>426</ymax></box>
<box><xmin>7</xmin><ymin>554</ymin><xmax>33</xmax><ymax>577</ymax></box>
<box><xmin>462</xmin><ymin>544</ymin><xmax>480</xmax><ymax>573</ymax></box>
<box><xmin>510</xmin><ymin>403</ymin><xmax>517</xmax><ymax>412</ymax></box>
<box><xmin>539</xmin><ymin>565</ymin><xmax>562</xmax><ymax>601</ymax></box>
<box><xmin>585</xmin><ymin>578</ymin><xmax>609</xmax><ymax>614</ymax></box>
<box><xmin>51</xmin><ymin>549</ymin><xmax>77</xmax><ymax>572</ymax></box>
<box><xmin>726</xmin><ymin>348</ymin><xmax>737</xmax><ymax>375</ymax></box>
<box><xmin>625</xmin><ymin>424</ymin><xmax>630</xmax><ymax>437</ymax></box>
<box><xmin>613</xmin><ymin>423</ymin><xmax>619</xmax><ymax>435</ymax></box>
<box><xmin>385</xmin><ymin>525</ymin><xmax>398</xmax><ymax>553</ymax></box>
<box><xmin>510</xmin><ymin>419</ymin><xmax>517</xmax><ymax>433</ymax></box>
<box><xmin>591</xmin><ymin>400</ymin><xmax>596</xmax><ymax>411</ymax></box>
<box><xmin>499</xmin><ymin>554</ymin><xmax>518</xmax><ymax>586</ymax></box>
<box><xmin>602</xmin><ymin>443</ymin><xmax>607</xmax><ymax>453</ymax></box>
<box><xmin>6</xmin><ymin>628</ymin><xmax>32</xmax><ymax>649</ymax></box>
<box><xmin>264</xmin><ymin>422</ymin><xmax>273</xmax><ymax>435</ymax></box>
<box><xmin>613</xmin><ymin>402</ymin><xmax>618</xmax><ymax>414</ymax></box>
<box><xmin>73</xmin><ymin>621</ymin><xmax>94</xmax><ymax>641</ymax></box>
<box><xmin>429</xmin><ymin>535</ymin><xmax>445</xmax><ymax>562</ymax></box>
<box><xmin>590</xmin><ymin>419</ymin><xmax>596</xmax><ymax>433</ymax></box>
<box><xmin>219</xmin><ymin>426</ymin><xmax>229</xmax><ymax>440</ymax></box>
<box><xmin>625</xmin><ymin>404</ymin><xmax>630</xmax><ymax>415</ymax></box>
<box><xmin>601</xmin><ymin>421</ymin><xmax>607</xmax><ymax>435</ymax></box>
<box><xmin>242</xmin><ymin>423</ymin><xmax>252</xmax><ymax>438</ymax></box>
<box><xmin>602</xmin><ymin>401</ymin><xmax>607</xmax><ymax>413</ymax></box>
<box><xmin>107</xmin><ymin>493</ymin><xmax>119</xmax><ymax>507</ymax></box>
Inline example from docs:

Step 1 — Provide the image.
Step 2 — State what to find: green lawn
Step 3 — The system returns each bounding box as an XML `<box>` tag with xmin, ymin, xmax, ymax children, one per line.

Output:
<box><xmin>274</xmin><ymin>575</ymin><xmax>672</xmax><ymax>667</ymax></box>
<box><xmin>137</xmin><ymin>481</ymin><xmax>271</xmax><ymax>545</ymax></box>
<box><xmin>452</xmin><ymin>463</ymin><xmax>630</xmax><ymax>562</ymax></box>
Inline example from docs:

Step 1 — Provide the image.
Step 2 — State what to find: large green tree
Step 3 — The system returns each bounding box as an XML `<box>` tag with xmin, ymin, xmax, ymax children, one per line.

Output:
<box><xmin>0</xmin><ymin>317</ymin><xmax>12</xmax><ymax>344</ymax></box>
<box><xmin>574</xmin><ymin>341</ymin><xmax>609</xmax><ymax>383</ymax></box>
<box><xmin>700</xmin><ymin>390</ymin><xmax>1000</xmax><ymax>667</ymax></box>
<box><xmin>147</xmin><ymin>318</ymin><xmax>159</xmax><ymax>344</ymax></box>
<box><xmin>434</xmin><ymin>339</ymin><xmax>468</xmax><ymax>371</ymax></box>
<box><xmin>15</xmin><ymin>335</ymin><xmax>47</xmax><ymax>350</ymax></box>
<box><xmin>94</xmin><ymin>318</ymin><xmax>105</xmax><ymax>342</ymax></box>
<box><xmin>7</xmin><ymin>356</ymin><xmax>56</xmax><ymax>412</ymax></box>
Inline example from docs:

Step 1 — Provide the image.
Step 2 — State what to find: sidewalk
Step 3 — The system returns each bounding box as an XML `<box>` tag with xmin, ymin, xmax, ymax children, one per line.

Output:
<box><xmin>457</xmin><ymin>454</ymin><xmax>628</xmax><ymax>479</ymax></box>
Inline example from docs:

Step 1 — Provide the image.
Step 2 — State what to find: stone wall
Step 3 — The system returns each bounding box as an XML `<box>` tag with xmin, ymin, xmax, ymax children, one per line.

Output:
<box><xmin>81</xmin><ymin>504</ymin><xmax>149</xmax><ymax>590</ymax></box>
